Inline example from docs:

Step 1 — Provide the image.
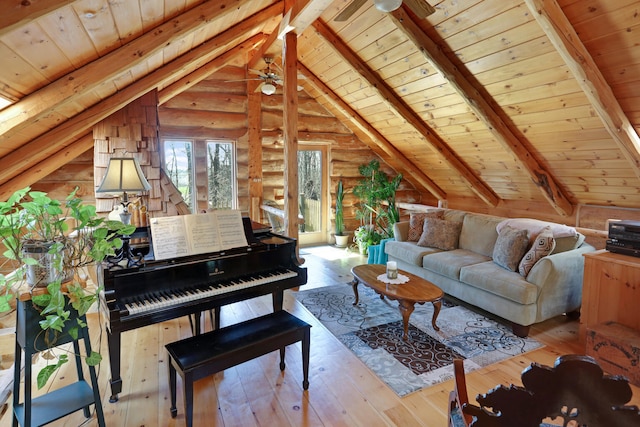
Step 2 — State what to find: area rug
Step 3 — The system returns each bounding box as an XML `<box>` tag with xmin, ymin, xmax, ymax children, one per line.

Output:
<box><xmin>294</xmin><ymin>284</ymin><xmax>543</xmax><ymax>396</ymax></box>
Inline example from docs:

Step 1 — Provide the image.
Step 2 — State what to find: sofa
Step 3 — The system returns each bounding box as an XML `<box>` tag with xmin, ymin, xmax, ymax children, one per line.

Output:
<box><xmin>384</xmin><ymin>209</ymin><xmax>595</xmax><ymax>337</ymax></box>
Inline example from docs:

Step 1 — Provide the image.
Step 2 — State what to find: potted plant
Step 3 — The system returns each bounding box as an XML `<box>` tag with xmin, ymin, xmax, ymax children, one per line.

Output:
<box><xmin>0</xmin><ymin>186</ymin><xmax>134</xmax><ymax>388</ymax></box>
<box><xmin>351</xmin><ymin>160</ymin><xmax>402</xmax><ymax>254</ymax></box>
<box><xmin>334</xmin><ymin>180</ymin><xmax>349</xmax><ymax>248</ymax></box>
<box><xmin>353</xmin><ymin>225</ymin><xmax>383</xmax><ymax>255</ymax></box>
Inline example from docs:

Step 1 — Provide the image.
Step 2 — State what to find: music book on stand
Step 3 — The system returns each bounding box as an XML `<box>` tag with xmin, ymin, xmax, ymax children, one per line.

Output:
<box><xmin>149</xmin><ymin>210</ymin><xmax>248</xmax><ymax>260</ymax></box>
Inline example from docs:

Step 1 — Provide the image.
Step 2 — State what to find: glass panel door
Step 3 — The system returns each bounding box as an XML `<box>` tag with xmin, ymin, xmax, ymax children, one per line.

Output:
<box><xmin>298</xmin><ymin>147</ymin><xmax>327</xmax><ymax>245</ymax></box>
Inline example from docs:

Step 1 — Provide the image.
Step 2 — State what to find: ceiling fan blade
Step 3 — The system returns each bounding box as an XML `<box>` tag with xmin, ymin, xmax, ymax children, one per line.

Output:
<box><xmin>249</xmin><ymin>68</ymin><xmax>268</xmax><ymax>77</ymax></box>
<box><xmin>404</xmin><ymin>0</ymin><xmax>435</xmax><ymax>19</ymax></box>
<box><xmin>225</xmin><ymin>78</ymin><xmax>263</xmax><ymax>82</ymax></box>
<box><xmin>335</xmin><ymin>0</ymin><xmax>367</xmax><ymax>22</ymax></box>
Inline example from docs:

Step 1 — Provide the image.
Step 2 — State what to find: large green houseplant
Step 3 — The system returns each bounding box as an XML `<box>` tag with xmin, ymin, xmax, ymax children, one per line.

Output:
<box><xmin>352</xmin><ymin>160</ymin><xmax>402</xmax><ymax>254</ymax></box>
<box><xmin>0</xmin><ymin>187</ymin><xmax>134</xmax><ymax>388</ymax></box>
<box><xmin>334</xmin><ymin>180</ymin><xmax>349</xmax><ymax>248</ymax></box>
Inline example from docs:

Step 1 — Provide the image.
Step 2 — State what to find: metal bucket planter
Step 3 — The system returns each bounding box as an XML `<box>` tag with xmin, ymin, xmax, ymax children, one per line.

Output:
<box><xmin>22</xmin><ymin>240</ymin><xmax>72</xmax><ymax>287</ymax></box>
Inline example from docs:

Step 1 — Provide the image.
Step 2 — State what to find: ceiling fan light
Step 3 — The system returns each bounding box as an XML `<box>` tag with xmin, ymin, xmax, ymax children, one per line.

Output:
<box><xmin>261</xmin><ymin>82</ymin><xmax>276</xmax><ymax>95</ymax></box>
<box><xmin>374</xmin><ymin>0</ymin><xmax>402</xmax><ymax>13</ymax></box>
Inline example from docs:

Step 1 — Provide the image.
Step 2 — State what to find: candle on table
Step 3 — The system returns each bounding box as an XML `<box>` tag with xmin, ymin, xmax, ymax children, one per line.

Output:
<box><xmin>386</xmin><ymin>261</ymin><xmax>398</xmax><ymax>279</ymax></box>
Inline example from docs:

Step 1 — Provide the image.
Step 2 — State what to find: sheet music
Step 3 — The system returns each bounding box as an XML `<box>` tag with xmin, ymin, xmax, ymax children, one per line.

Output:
<box><xmin>149</xmin><ymin>216</ymin><xmax>190</xmax><ymax>259</ymax></box>
<box><xmin>188</xmin><ymin>213</ymin><xmax>221</xmax><ymax>253</ymax></box>
<box><xmin>150</xmin><ymin>211</ymin><xmax>247</xmax><ymax>260</ymax></box>
<box><xmin>216</xmin><ymin>210</ymin><xmax>248</xmax><ymax>249</ymax></box>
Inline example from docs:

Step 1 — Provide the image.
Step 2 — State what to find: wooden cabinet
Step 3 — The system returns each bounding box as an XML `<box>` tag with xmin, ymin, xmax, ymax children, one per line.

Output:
<box><xmin>580</xmin><ymin>250</ymin><xmax>640</xmax><ymax>342</ymax></box>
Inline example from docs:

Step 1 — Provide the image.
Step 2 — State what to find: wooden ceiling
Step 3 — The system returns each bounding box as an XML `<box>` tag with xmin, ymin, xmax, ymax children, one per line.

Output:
<box><xmin>1</xmin><ymin>0</ymin><xmax>639</xmax><ymax>217</ymax></box>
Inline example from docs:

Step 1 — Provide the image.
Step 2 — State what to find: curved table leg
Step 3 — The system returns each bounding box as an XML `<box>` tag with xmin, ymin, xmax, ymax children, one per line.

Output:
<box><xmin>351</xmin><ymin>279</ymin><xmax>360</xmax><ymax>306</ymax></box>
<box><xmin>398</xmin><ymin>299</ymin><xmax>416</xmax><ymax>341</ymax></box>
<box><xmin>431</xmin><ymin>298</ymin><xmax>442</xmax><ymax>331</ymax></box>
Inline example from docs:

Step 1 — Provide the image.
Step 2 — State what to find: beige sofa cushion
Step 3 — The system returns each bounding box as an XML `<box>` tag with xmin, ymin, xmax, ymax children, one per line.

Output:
<box><xmin>385</xmin><ymin>241</ymin><xmax>442</xmax><ymax>266</ymax></box>
<box><xmin>519</xmin><ymin>226</ymin><xmax>556</xmax><ymax>277</ymax></box>
<box><xmin>422</xmin><ymin>249</ymin><xmax>491</xmax><ymax>280</ymax></box>
<box><xmin>493</xmin><ymin>225</ymin><xmax>529</xmax><ymax>271</ymax></box>
<box><xmin>417</xmin><ymin>217</ymin><xmax>462</xmax><ymax>250</ymax></box>
<box><xmin>408</xmin><ymin>210</ymin><xmax>444</xmax><ymax>241</ymax></box>
<box><xmin>460</xmin><ymin>261</ymin><xmax>539</xmax><ymax>305</ymax></box>
<box><xmin>458</xmin><ymin>213</ymin><xmax>502</xmax><ymax>257</ymax></box>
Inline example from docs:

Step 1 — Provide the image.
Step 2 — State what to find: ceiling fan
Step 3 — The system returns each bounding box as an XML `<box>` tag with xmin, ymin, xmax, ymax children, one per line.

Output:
<box><xmin>335</xmin><ymin>0</ymin><xmax>435</xmax><ymax>22</ymax></box>
<box><xmin>228</xmin><ymin>57</ymin><xmax>303</xmax><ymax>95</ymax></box>
<box><xmin>249</xmin><ymin>57</ymin><xmax>283</xmax><ymax>95</ymax></box>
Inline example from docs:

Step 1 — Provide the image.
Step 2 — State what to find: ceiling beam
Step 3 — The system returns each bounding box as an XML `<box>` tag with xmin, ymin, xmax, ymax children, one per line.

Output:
<box><xmin>298</xmin><ymin>63</ymin><xmax>446</xmax><ymax>201</ymax></box>
<box><xmin>159</xmin><ymin>33</ymin><xmax>268</xmax><ymax>104</ymax></box>
<box><xmin>311</xmin><ymin>19</ymin><xmax>499</xmax><ymax>207</ymax></box>
<box><xmin>279</xmin><ymin>0</ymin><xmax>334</xmax><ymax>37</ymax></box>
<box><xmin>0</xmin><ymin>0</ymin><xmax>75</xmax><ymax>37</ymax></box>
<box><xmin>389</xmin><ymin>6</ymin><xmax>574</xmax><ymax>217</ymax></box>
<box><xmin>0</xmin><ymin>0</ymin><xmax>267</xmax><ymax>148</ymax></box>
<box><xmin>524</xmin><ymin>0</ymin><xmax>640</xmax><ymax>179</ymax></box>
<box><xmin>0</xmin><ymin>34</ymin><xmax>264</xmax><ymax>192</ymax></box>
<box><xmin>0</xmin><ymin>133</ymin><xmax>94</xmax><ymax>202</ymax></box>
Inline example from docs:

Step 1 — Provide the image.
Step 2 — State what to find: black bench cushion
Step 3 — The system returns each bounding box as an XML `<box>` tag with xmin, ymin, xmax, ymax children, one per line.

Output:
<box><xmin>166</xmin><ymin>310</ymin><xmax>310</xmax><ymax>373</ymax></box>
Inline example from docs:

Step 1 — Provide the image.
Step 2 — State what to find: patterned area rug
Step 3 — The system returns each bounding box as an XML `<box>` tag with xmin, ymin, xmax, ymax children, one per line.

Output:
<box><xmin>294</xmin><ymin>284</ymin><xmax>543</xmax><ymax>396</ymax></box>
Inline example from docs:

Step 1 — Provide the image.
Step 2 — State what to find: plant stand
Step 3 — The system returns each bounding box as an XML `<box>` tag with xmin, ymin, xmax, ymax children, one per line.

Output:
<box><xmin>12</xmin><ymin>298</ymin><xmax>105</xmax><ymax>427</ymax></box>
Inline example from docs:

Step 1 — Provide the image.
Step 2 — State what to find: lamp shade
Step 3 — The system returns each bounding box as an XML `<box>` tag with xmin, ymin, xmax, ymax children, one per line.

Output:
<box><xmin>261</xmin><ymin>82</ymin><xmax>277</xmax><ymax>95</ymax></box>
<box><xmin>97</xmin><ymin>157</ymin><xmax>151</xmax><ymax>193</ymax></box>
<box><xmin>374</xmin><ymin>0</ymin><xmax>402</xmax><ymax>13</ymax></box>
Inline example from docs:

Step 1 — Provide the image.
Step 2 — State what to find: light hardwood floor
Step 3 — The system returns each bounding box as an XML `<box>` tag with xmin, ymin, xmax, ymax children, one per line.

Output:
<box><xmin>2</xmin><ymin>245</ymin><xmax>639</xmax><ymax>426</ymax></box>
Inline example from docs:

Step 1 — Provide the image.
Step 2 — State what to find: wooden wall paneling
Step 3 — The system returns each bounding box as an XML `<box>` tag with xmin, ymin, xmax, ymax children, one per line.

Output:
<box><xmin>524</xmin><ymin>0</ymin><xmax>640</xmax><ymax>181</ymax></box>
<box><xmin>0</xmin><ymin>0</ymin><xmax>258</xmax><ymax>149</ymax></box>
<box><xmin>391</xmin><ymin>8</ymin><xmax>575</xmax><ymax>215</ymax></box>
<box><xmin>311</xmin><ymin>19</ymin><xmax>498</xmax><ymax>208</ymax></box>
<box><xmin>297</xmin><ymin>63</ymin><xmax>445</xmax><ymax>202</ymax></box>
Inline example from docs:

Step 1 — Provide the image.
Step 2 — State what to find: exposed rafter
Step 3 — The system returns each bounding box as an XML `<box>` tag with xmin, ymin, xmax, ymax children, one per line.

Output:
<box><xmin>0</xmin><ymin>0</ymin><xmax>261</xmax><ymax>150</ymax></box>
<box><xmin>524</xmin><ymin>0</ymin><xmax>640</xmax><ymax>178</ymax></box>
<box><xmin>298</xmin><ymin>63</ymin><xmax>446</xmax><ymax>201</ymax></box>
<box><xmin>311</xmin><ymin>19</ymin><xmax>500</xmax><ymax>208</ymax></box>
<box><xmin>0</xmin><ymin>0</ymin><xmax>75</xmax><ymax>37</ymax></box>
<box><xmin>0</xmin><ymin>133</ymin><xmax>94</xmax><ymax>202</ymax></box>
<box><xmin>389</xmin><ymin>6</ymin><xmax>574</xmax><ymax>217</ymax></box>
<box><xmin>0</xmin><ymin>34</ymin><xmax>265</xmax><ymax>198</ymax></box>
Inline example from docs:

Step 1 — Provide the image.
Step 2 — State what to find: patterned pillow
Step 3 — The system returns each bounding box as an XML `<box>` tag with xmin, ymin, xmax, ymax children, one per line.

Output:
<box><xmin>492</xmin><ymin>225</ymin><xmax>529</xmax><ymax>271</ymax></box>
<box><xmin>417</xmin><ymin>218</ymin><xmax>462</xmax><ymax>250</ymax></box>
<box><xmin>519</xmin><ymin>226</ymin><xmax>556</xmax><ymax>277</ymax></box>
<box><xmin>408</xmin><ymin>210</ymin><xmax>444</xmax><ymax>242</ymax></box>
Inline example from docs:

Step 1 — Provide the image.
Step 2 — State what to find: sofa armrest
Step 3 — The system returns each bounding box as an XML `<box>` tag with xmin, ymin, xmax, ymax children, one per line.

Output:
<box><xmin>393</xmin><ymin>221</ymin><xmax>410</xmax><ymax>242</ymax></box>
<box><xmin>526</xmin><ymin>243</ymin><xmax>596</xmax><ymax>318</ymax></box>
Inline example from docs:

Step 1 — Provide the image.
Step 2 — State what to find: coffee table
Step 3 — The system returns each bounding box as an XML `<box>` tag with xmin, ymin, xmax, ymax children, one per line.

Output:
<box><xmin>350</xmin><ymin>264</ymin><xmax>444</xmax><ymax>341</ymax></box>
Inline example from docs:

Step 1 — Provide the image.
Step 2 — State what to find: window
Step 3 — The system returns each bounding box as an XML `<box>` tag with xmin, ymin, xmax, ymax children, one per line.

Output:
<box><xmin>206</xmin><ymin>141</ymin><xmax>235</xmax><ymax>209</ymax></box>
<box><xmin>163</xmin><ymin>139</ymin><xmax>236</xmax><ymax>212</ymax></box>
<box><xmin>164</xmin><ymin>140</ymin><xmax>194</xmax><ymax>209</ymax></box>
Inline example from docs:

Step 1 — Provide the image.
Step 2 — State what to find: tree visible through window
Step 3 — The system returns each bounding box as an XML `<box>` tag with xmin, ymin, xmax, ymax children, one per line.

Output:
<box><xmin>207</xmin><ymin>141</ymin><xmax>234</xmax><ymax>209</ymax></box>
<box><xmin>163</xmin><ymin>139</ymin><xmax>236</xmax><ymax>212</ymax></box>
<box><xmin>164</xmin><ymin>140</ymin><xmax>194</xmax><ymax>208</ymax></box>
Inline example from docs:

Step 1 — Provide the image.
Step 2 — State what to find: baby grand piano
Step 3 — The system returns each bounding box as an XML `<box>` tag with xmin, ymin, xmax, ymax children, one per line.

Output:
<box><xmin>100</xmin><ymin>221</ymin><xmax>307</xmax><ymax>402</ymax></box>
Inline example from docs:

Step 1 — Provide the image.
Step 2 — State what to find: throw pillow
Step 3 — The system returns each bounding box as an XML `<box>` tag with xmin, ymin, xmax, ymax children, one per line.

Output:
<box><xmin>492</xmin><ymin>225</ymin><xmax>529</xmax><ymax>271</ymax></box>
<box><xmin>408</xmin><ymin>210</ymin><xmax>444</xmax><ymax>242</ymax></box>
<box><xmin>519</xmin><ymin>226</ymin><xmax>556</xmax><ymax>277</ymax></box>
<box><xmin>417</xmin><ymin>218</ymin><xmax>462</xmax><ymax>250</ymax></box>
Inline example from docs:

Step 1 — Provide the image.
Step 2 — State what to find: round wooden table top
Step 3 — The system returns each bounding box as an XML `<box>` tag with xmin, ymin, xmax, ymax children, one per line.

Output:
<box><xmin>351</xmin><ymin>264</ymin><xmax>443</xmax><ymax>303</ymax></box>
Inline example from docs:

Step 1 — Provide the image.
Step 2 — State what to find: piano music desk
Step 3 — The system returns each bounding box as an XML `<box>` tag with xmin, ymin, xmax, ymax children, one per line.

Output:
<box><xmin>166</xmin><ymin>310</ymin><xmax>311</xmax><ymax>427</ymax></box>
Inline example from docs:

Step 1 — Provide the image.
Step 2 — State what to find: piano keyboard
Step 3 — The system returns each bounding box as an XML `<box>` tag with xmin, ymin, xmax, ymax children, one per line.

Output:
<box><xmin>121</xmin><ymin>268</ymin><xmax>298</xmax><ymax>316</ymax></box>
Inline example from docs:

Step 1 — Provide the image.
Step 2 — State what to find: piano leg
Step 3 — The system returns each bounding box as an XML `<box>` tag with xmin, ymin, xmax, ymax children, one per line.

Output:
<box><xmin>210</xmin><ymin>307</ymin><xmax>221</xmax><ymax>330</ymax></box>
<box><xmin>272</xmin><ymin>290</ymin><xmax>284</xmax><ymax>311</ymax></box>
<box><xmin>107</xmin><ymin>327</ymin><xmax>123</xmax><ymax>402</ymax></box>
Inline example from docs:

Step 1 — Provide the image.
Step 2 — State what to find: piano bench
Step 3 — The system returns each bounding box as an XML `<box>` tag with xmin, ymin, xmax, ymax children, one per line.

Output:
<box><xmin>165</xmin><ymin>310</ymin><xmax>311</xmax><ymax>427</ymax></box>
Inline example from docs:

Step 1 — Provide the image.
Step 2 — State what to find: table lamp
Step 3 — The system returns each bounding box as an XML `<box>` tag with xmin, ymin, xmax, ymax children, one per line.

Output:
<box><xmin>97</xmin><ymin>157</ymin><xmax>151</xmax><ymax>225</ymax></box>
<box><xmin>97</xmin><ymin>157</ymin><xmax>151</xmax><ymax>267</ymax></box>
